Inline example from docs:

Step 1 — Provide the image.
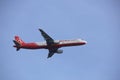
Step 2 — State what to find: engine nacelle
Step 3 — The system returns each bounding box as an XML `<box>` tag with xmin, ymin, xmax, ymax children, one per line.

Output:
<box><xmin>56</xmin><ymin>49</ymin><xmax>63</xmax><ymax>54</ymax></box>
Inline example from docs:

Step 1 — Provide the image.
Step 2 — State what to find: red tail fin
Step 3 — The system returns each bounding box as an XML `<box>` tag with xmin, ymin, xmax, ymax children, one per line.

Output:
<box><xmin>15</xmin><ymin>36</ymin><xmax>25</xmax><ymax>45</ymax></box>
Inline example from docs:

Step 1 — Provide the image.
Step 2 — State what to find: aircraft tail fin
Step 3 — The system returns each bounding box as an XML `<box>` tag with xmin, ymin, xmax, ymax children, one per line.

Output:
<box><xmin>13</xmin><ymin>36</ymin><xmax>25</xmax><ymax>51</ymax></box>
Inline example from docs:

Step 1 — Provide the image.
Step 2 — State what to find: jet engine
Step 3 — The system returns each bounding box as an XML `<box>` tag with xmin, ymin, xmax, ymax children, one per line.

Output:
<box><xmin>56</xmin><ymin>49</ymin><xmax>63</xmax><ymax>54</ymax></box>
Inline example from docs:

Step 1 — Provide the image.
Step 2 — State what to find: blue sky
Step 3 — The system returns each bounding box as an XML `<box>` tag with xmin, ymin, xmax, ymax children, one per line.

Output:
<box><xmin>0</xmin><ymin>0</ymin><xmax>120</xmax><ymax>80</ymax></box>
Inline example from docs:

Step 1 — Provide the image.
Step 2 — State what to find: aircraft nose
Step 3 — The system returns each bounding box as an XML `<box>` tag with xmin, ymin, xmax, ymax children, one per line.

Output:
<box><xmin>83</xmin><ymin>40</ymin><xmax>87</xmax><ymax>44</ymax></box>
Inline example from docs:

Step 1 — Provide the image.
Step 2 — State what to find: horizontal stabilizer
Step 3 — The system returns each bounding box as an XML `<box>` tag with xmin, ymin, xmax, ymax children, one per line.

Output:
<box><xmin>13</xmin><ymin>40</ymin><xmax>21</xmax><ymax>47</ymax></box>
<box><xmin>13</xmin><ymin>40</ymin><xmax>20</xmax><ymax>51</ymax></box>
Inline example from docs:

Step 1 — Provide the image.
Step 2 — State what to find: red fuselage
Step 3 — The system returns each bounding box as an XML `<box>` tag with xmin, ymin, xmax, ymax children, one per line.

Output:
<box><xmin>14</xmin><ymin>39</ymin><xmax>87</xmax><ymax>50</ymax></box>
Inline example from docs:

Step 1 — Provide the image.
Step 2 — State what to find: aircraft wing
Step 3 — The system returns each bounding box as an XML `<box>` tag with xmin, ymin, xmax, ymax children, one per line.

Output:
<box><xmin>48</xmin><ymin>52</ymin><xmax>55</xmax><ymax>58</ymax></box>
<box><xmin>48</xmin><ymin>48</ymin><xmax>58</xmax><ymax>58</ymax></box>
<box><xmin>39</xmin><ymin>29</ymin><xmax>58</xmax><ymax>58</ymax></box>
<box><xmin>39</xmin><ymin>29</ymin><xmax>54</xmax><ymax>46</ymax></box>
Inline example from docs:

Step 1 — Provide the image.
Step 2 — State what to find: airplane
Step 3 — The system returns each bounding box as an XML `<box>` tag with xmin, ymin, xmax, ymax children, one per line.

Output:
<box><xmin>13</xmin><ymin>29</ymin><xmax>87</xmax><ymax>58</ymax></box>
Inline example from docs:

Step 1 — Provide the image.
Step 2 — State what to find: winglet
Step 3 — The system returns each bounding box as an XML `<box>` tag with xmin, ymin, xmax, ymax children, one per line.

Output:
<box><xmin>39</xmin><ymin>29</ymin><xmax>43</xmax><ymax>32</ymax></box>
<box><xmin>39</xmin><ymin>29</ymin><xmax>45</xmax><ymax>34</ymax></box>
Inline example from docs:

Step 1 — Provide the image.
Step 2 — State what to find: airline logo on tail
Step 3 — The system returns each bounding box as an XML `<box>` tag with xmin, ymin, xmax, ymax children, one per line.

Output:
<box><xmin>13</xmin><ymin>36</ymin><xmax>25</xmax><ymax>51</ymax></box>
